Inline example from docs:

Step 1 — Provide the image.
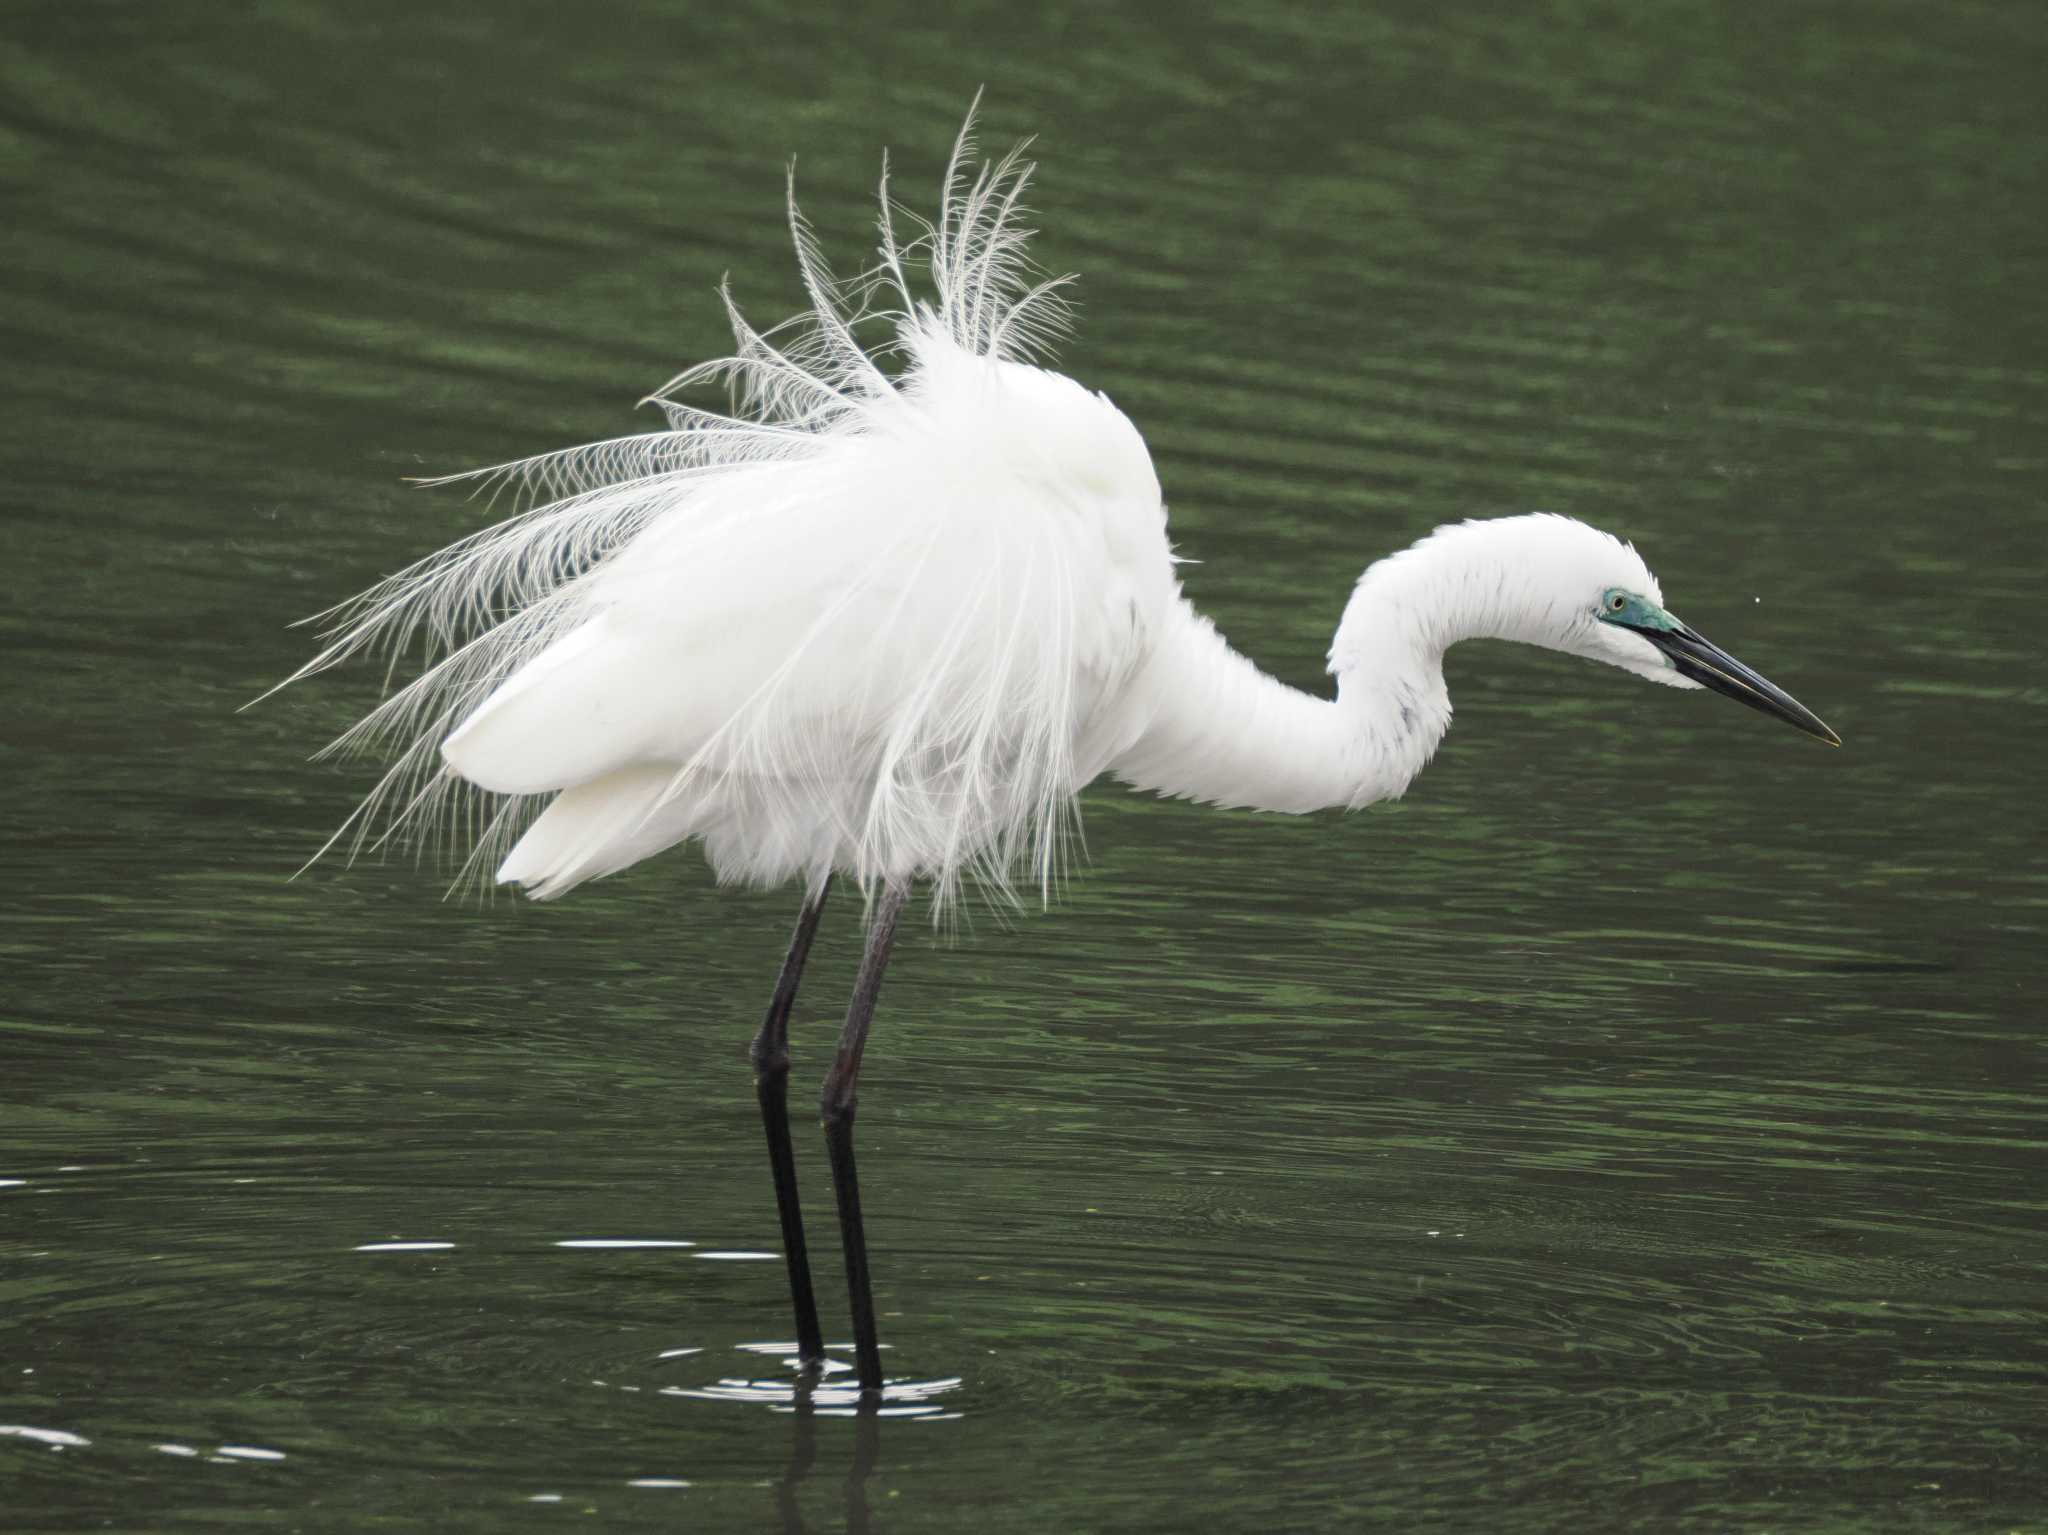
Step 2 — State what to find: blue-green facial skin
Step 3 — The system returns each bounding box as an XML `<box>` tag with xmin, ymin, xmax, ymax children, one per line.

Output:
<box><xmin>1597</xmin><ymin>589</ymin><xmax>1683</xmax><ymax>632</ymax></box>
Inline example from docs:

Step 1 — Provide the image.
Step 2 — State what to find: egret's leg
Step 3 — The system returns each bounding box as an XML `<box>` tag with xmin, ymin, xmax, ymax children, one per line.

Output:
<box><xmin>750</xmin><ymin>878</ymin><xmax>833</xmax><ymax>1365</ymax></box>
<box><xmin>820</xmin><ymin>881</ymin><xmax>910</xmax><ymax>1394</ymax></box>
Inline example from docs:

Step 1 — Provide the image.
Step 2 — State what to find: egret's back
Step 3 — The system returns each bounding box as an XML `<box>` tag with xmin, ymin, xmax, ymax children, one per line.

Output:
<box><xmin>287</xmin><ymin>123</ymin><xmax>1174</xmax><ymax>910</ymax></box>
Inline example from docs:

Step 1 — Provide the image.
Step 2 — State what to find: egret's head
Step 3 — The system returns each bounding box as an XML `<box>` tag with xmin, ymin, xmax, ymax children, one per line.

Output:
<box><xmin>1543</xmin><ymin>522</ymin><xmax>1839</xmax><ymax>745</ymax></box>
<box><xmin>1341</xmin><ymin>512</ymin><xmax>1838</xmax><ymax>745</ymax></box>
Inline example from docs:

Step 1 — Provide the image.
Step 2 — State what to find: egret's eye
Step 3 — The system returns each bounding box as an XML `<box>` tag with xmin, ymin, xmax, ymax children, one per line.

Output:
<box><xmin>1606</xmin><ymin>592</ymin><xmax>1628</xmax><ymax>614</ymax></box>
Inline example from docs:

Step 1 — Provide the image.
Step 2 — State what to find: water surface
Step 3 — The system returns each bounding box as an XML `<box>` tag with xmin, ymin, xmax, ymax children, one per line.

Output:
<box><xmin>4</xmin><ymin>2</ymin><xmax>2045</xmax><ymax>1530</ymax></box>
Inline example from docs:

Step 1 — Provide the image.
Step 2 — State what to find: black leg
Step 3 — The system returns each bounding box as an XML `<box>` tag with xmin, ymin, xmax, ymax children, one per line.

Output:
<box><xmin>750</xmin><ymin>878</ymin><xmax>833</xmax><ymax>1365</ymax></box>
<box><xmin>820</xmin><ymin>881</ymin><xmax>910</xmax><ymax>1394</ymax></box>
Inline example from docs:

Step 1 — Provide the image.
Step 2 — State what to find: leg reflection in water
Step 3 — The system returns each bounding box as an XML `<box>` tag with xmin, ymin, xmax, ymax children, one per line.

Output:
<box><xmin>775</xmin><ymin>1379</ymin><xmax>881</xmax><ymax>1535</ymax></box>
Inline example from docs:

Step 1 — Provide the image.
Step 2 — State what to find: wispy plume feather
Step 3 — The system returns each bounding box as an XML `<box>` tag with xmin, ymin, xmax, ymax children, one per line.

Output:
<box><xmin>273</xmin><ymin>102</ymin><xmax>1088</xmax><ymax>909</ymax></box>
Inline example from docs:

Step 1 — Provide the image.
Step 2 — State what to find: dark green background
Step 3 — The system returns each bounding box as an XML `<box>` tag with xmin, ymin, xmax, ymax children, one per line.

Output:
<box><xmin>3</xmin><ymin>2</ymin><xmax>2044</xmax><ymax>1530</ymax></box>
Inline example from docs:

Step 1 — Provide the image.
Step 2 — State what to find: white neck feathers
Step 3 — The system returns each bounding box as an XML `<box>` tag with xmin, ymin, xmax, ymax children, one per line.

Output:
<box><xmin>1112</xmin><ymin>516</ymin><xmax>1612</xmax><ymax>814</ymax></box>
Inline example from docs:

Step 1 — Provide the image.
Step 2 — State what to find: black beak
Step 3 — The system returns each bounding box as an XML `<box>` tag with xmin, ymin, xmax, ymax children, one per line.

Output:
<box><xmin>1628</xmin><ymin>622</ymin><xmax>1841</xmax><ymax>746</ymax></box>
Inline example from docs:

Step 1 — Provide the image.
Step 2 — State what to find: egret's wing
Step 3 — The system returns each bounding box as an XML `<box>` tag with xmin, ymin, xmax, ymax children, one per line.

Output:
<box><xmin>281</xmin><ymin>110</ymin><xmax>1110</xmax><ymax>899</ymax></box>
<box><xmin>441</xmin><ymin>365</ymin><xmax>1170</xmax><ymax>902</ymax></box>
<box><xmin>283</xmin><ymin>111</ymin><xmax>1175</xmax><ymax>906</ymax></box>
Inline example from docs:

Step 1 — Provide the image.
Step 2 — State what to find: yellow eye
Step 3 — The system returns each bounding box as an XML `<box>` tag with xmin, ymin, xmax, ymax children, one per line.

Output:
<box><xmin>1607</xmin><ymin>593</ymin><xmax>1628</xmax><ymax>613</ymax></box>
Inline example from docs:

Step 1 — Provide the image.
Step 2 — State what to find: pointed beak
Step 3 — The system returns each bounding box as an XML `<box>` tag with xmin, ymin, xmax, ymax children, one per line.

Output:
<box><xmin>1628</xmin><ymin>620</ymin><xmax>1841</xmax><ymax>746</ymax></box>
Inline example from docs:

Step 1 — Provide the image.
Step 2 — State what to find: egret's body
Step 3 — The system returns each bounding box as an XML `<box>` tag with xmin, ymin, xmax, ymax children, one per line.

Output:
<box><xmin>445</xmin><ymin>329</ymin><xmax>1177</xmax><ymax>903</ymax></box>
<box><xmin>287</xmin><ymin>114</ymin><xmax>1835</xmax><ymax>1396</ymax></box>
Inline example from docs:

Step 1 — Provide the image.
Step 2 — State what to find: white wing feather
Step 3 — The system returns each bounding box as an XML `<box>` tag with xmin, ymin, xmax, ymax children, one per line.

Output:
<box><xmin>281</xmin><ymin>109</ymin><xmax>1174</xmax><ymax>911</ymax></box>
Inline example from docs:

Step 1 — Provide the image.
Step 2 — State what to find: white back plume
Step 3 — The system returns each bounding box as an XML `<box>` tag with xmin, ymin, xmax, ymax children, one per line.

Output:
<box><xmin>274</xmin><ymin>105</ymin><xmax>1172</xmax><ymax>913</ymax></box>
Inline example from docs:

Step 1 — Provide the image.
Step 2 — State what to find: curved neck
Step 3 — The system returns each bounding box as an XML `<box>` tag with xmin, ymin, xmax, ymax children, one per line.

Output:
<box><xmin>1112</xmin><ymin>520</ymin><xmax>1561</xmax><ymax>814</ymax></box>
<box><xmin>1326</xmin><ymin>520</ymin><xmax>1543</xmax><ymax>798</ymax></box>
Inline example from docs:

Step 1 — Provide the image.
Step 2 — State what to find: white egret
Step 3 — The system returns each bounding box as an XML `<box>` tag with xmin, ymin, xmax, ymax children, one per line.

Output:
<box><xmin>283</xmin><ymin>111</ymin><xmax>1837</xmax><ymax>1395</ymax></box>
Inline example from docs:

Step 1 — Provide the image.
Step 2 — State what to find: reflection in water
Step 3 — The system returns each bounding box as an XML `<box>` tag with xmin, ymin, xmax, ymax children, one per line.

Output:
<box><xmin>772</xmin><ymin>1371</ymin><xmax>886</xmax><ymax>1535</ymax></box>
<box><xmin>605</xmin><ymin>1346</ymin><xmax>946</xmax><ymax>1532</ymax></box>
<box><xmin>844</xmin><ymin>1403</ymin><xmax>880</xmax><ymax>1535</ymax></box>
<box><xmin>664</xmin><ymin>1343</ymin><xmax>963</xmax><ymax>1420</ymax></box>
<box><xmin>780</xmin><ymin>1397</ymin><xmax>817</xmax><ymax>1535</ymax></box>
<box><xmin>555</xmin><ymin>1238</ymin><xmax>697</xmax><ymax>1249</ymax></box>
<box><xmin>0</xmin><ymin>1427</ymin><xmax>92</xmax><ymax>1449</ymax></box>
<box><xmin>351</xmin><ymin>1240</ymin><xmax>455</xmax><ymax>1252</ymax></box>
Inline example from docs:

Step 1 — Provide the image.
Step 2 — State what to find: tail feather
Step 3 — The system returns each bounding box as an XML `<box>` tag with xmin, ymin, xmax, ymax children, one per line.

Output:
<box><xmin>497</xmin><ymin>765</ymin><xmax>701</xmax><ymax>900</ymax></box>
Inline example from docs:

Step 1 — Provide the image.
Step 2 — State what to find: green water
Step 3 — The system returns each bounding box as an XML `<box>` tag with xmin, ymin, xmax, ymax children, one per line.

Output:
<box><xmin>5</xmin><ymin>2</ymin><xmax>2045</xmax><ymax>1530</ymax></box>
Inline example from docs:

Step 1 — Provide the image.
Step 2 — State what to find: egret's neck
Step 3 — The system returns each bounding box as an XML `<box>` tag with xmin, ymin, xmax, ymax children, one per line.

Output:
<box><xmin>1327</xmin><ymin>519</ymin><xmax>1562</xmax><ymax>798</ymax></box>
<box><xmin>1110</xmin><ymin>519</ymin><xmax>1568</xmax><ymax>815</ymax></box>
